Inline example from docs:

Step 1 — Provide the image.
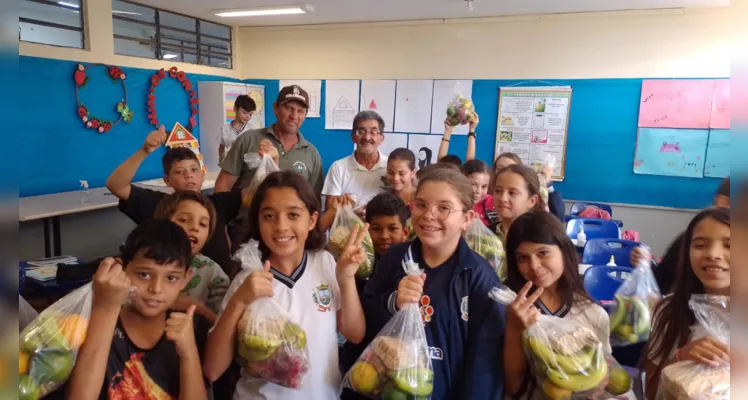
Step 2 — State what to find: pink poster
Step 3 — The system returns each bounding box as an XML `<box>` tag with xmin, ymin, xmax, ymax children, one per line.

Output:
<box><xmin>710</xmin><ymin>79</ymin><xmax>730</xmax><ymax>129</ymax></box>
<box><xmin>638</xmin><ymin>80</ymin><xmax>714</xmax><ymax>129</ymax></box>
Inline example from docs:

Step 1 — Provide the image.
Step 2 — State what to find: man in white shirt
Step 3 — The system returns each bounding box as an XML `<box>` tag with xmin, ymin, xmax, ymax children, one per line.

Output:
<box><xmin>322</xmin><ymin>110</ymin><xmax>388</xmax><ymax>214</ymax></box>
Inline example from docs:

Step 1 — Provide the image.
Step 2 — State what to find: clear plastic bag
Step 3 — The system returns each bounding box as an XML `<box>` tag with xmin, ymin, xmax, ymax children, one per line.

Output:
<box><xmin>489</xmin><ymin>287</ymin><xmax>633</xmax><ymax>399</ymax></box>
<box><xmin>243</xmin><ymin>152</ymin><xmax>280</xmax><ymax>192</ymax></box>
<box><xmin>328</xmin><ymin>204</ymin><xmax>375</xmax><ymax>280</ymax></box>
<box><xmin>19</xmin><ymin>284</ymin><xmax>93</xmax><ymax>399</ymax></box>
<box><xmin>445</xmin><ymin>83</ymin><xmax>477</xmax><ymax>126</ymax></box>
<box><xmin>342</xmin><ymin>250</ymin><xmax>433</xmax><ymax>399</ymax></box>
<box><xmin>233</xmin><ymin>240</ymin><xmax>310</xmax><ymax>389</ymax></box>
<box><xmin>537</xmin><ymin>154</ymin><xmax>556</xmax><ymax>204</ymax></box>
<box><xmin>609</xmin><ymin>246</ymin><xmax>661</xmax><ymax>346</ymax></box>
<box><xmin>464</xmin><ymin>218</ymin><xmax>506</xmax><ymax>280</ymax></box>
<box><xmin>656</xmin><ymin>295</ymin><xmax>730</xmax><ymax>400</ymax></box>
<box><xmin>20</xmin><ymin>296</ymin><xmax>39</xmax><ymax>332</ymax></box>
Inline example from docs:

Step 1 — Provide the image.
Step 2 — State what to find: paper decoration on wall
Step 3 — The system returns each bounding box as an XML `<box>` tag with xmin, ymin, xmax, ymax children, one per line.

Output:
<box><xmin>633</xmin><ymin>128</ymin><xmax>708</xmax><ymax>178</ymax></box>
<box><xmin>325</xmin><ymin>80</ymin><xmax>360</xmax><ymax>130</ymax></box>
<box><xmin>165</xmin><ymin>122</ymin><xmax>207</xmax><ymax>173</ymax></box>
<box><xmin>73</xmin><ymin>63</ymin><xmax>131</xmax><ymax>133</ymax></box>
<box><xmin>704</xmin><ymin>129</ymin><xmax>730</xmax><ymax>178</ymax></box>
<box><xmin>407</xmin><ymin>134</ymin><xmax>442</xmax><ymax>170</ymax></box>
<box><xmin>394</xmin><ymin>80</ymin><xmax>434</xmax><ymax>134</ymax></box>
<box><xmin>637</xmin><ymin>80</ymin><xmax>714</xmax><ymax>129</ymax></box>
<box><xmin>430</xmin><ymin>80</ymin><xmax>474</xmax><ymax>135</ymax></box>
<box><xmin>148</xmin><ymin>66</ymin><xmax>199</xmax><ymax>130</ymax></box>
<box><xmin>247</xmin><ymin>84</ymin><xmax>266</xmax><ymax>129</ymax></box>
<box><xmin>710</xmin><ymin>80</ymin><xmax>730</xmax><ymax>129</ymax></box>
<box><xmin>278</xmin><ymin>80</ymin><xmax>321</xmax><ymax>117</ymax></box>
<box><xmin>360</xmin><ymin>80</ymin><xmax>396</xmax><ymax>132</ymax></box>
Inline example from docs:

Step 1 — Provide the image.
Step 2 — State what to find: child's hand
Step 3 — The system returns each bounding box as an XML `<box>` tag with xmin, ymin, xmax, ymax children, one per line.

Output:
<box><xmin>443</xmin><ymin>119</ymin><xmax>454</xmax><ymax>136</ymax></box>
<box><xmin>92</xmin><ymin>257</ymin><xmax>132</xmax><ymax>310</ymax></box>
<box><xmin>258</xmin><ymin>139</ymin><xmax>279</xmax><ymax>165</ymax></box>
<box><xmin>166</xmin><ymin>304</ymin><xmax>199</xmax><ymax>358</ymax></box>
<box><xmin>677</xmin><ymin>336</ymin><xmax>730</xmax><ymax>367</ymax></box>
<box><xmin>233</xmin><ymin>261</ymin><xmax>274</xmax><ymax>305</ymax></box>
<box><xmin>142</xmin><ymin>125</ymin><xmax>167</xmax><ymax>153</ymax></box>
<box><xmin>396</xmin><ymin>273</ymin><xmax>426</xmax><ymax>310</ymax></box>
<box><xmin>468</xmin><ymin>113</ymin><xmax>479</xmax><ymax>131</ymax></box>
<box><xmin>336</xmin><ymin>223</ymin><xmax>370</xmax><ymax>279</ymax></box>
<box><xmin>540</xmin><ymin>164</ymin><xmax>553</xmax><ymax>182</ymax></box>
<box><xmin>507</xmin><ymin>282</ymin><xmax>544</xmax><ymax>331</ymax></box>
<box><xmin>630</xmin><ymin>247</ymin><xmax>651</xmax><ymax>268</ymax></box>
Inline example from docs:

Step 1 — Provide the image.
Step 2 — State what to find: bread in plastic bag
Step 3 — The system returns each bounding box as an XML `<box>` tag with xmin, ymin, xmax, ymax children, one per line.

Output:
<box><xmin>445</xmin><ymin>83</ymin><xmax>477</xmax><ymax>126</ymax></box>
<box><xmin>489</xmin><ymin>286</ymin><xmax>633</xmax><ymax>399</ymax></box>
<box><xmin>342</xmin><ymin>249</ymin><xmax>433</xmax><ymax>399</ymax></box>
<box><xmin>232</xmin><ymin>240</ymin><xmax>310</xmax><ymax>389</ymax></box>
<box><xmin>656</xmin><ymin>295</ymin><xmax>730</xmax><ymax>400</ymax></box>
<box><xmin>608</xmin><ymin>246</ymin><xmax>661</xmax><ymax>346</ymax></box>
<box><xmin>243</xmin><ymin>152</ymin><xmax>280</xmax><ymax>192</ymax></box>
<box><xmin>463</xmin><ymin>218</ymin><xmax>506</xmax><ymax>280</ymax></box>
<box><xmin>19</xmin><ymin>284</ymin><xmax>93</xmax><ymax>399</ymax></box>
<box><xmin>329</xmin><ymin>204</ymin><xmax>375</xmax><ymax>280</ymax></box>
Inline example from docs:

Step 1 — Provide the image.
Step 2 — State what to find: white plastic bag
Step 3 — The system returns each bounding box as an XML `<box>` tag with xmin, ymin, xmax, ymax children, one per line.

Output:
<box><xmin>656</xmin><ymin>295</ymin><xmax>730</xmax><ymax>400</ymax></box>
<box><xmin>537</xmin><ymin>154</ymin><xmax>556</xmax><ymax>203</ymax></box>
<box><xmin>233</xmin><ymin>240</ymin><xmax>310</xmax><ymax>388</ymax></box>
<box><xmin>243</xmin><ymin>153</ymin><xmax>280</xmax><ymax>192</ymax></box>
<box><xmin>342</xmin><ymin>249</ymin><xmax>434</xmax><ymax>399</ymax></box>
<box><xmin>445</xmin><ymin>83</ymin><xmax>477</xmax><ymax>126</ymax></box>
<box><xmin>490</xmin><ymin>287</ymin><xmax>632</xmax><ymax>399</ymax></box>
<box><xmin>463</xmin><ymin>218</ymin><xmax>506</xmax><ymax>280</ymax></box>
<box><xmin>609</xmin><ymin>246</ymin><xmax>661</xmax><ymax>346</ymax></box>
<box><xmin>329</xmin><ymin>204</ymin><xmax>375</xmax><ymax>280</ymax></box>
<box><xmin>19</xmin><ymin>284</ymin><xmax>93</xmax><ymax>399</ymax></box>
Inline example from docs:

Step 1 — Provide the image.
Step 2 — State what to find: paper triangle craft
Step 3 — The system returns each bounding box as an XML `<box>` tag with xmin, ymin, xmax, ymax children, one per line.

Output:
<box><xmin>369</xmin><ymin>99</ymin><xmax>377</xmax><ymax>109</ymax></box>
<box><xmin>165</xmin><ymin>122</ymin><xmax>207</xmax><ymax>173</ymax></box>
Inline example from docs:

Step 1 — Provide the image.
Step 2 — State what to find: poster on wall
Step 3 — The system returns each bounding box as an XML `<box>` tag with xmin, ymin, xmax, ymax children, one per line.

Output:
<box><xmin>430</xmin><ymin>80</ymin><xmax>473</xmax><ymax>135</ymax></box>
<box><xmin>637</xmin><ymin>80</ymin><xmax>714</xmax><ymax>129</ymax></box>
<box><xmin>325</xmin><ymin>80</ymin><xmax>360</xmax><ymax>130</ymax></box>
<box><xmin>704</xmin><ymin>129</ymin><xmax>730</xmax><ymax>178</ymax></box>
<box><xmin>495</xmin><ymin>86</ymin><xmax>572</xmax><ymax>180</ymax></box>
<box><xmin>278</xmin><ymin>80</ymin><xmax>321</xmax><ymax>117</ymax></box>
<box><xmin>633</xmin><ymin>127</ymin><xmax>708</xmax><ymax>178</ymax></box>
<box><xmin>407</xmin><ymin>134</ymin><xmax>441</xmax><ymax>170</ymax></box>
<box><xmin>710</xmin><ymin>80</ymin><xmax>730</xmax><ymax>129</ymax></box>
<box><xmin>246</xmin><ymin>84</ymin><xmax>266</xmax><ymax>129</ymax></box>
<box><xmin>394</xmin><ymin>80</ymin><xmax>434</xmax><ymax>134</ymax></box>
<box><xmin>360</xmin><ymin>80</ymin><xmax>396</xmax><ymax>132</ymax></box>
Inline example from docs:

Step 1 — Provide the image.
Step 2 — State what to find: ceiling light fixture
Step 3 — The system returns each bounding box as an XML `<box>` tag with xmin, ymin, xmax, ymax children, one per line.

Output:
<box><xmin>162</xmin><ymin>54</ymin><xmax>178</xmax><ymax>59</ymax></box>
<box><xmin>58</xmin><ymin>1</ymin><xmax>80</xmax><ymax>8</ymax></box>
<box><xmin>112</xmin><ymin>10</ymin><xmax>143</xmax><ymax>16</ymax></box>
<box><xmin>214</xmin><ymin>4</ymin><xmax>314</xmax><ymax>17</ymax></box>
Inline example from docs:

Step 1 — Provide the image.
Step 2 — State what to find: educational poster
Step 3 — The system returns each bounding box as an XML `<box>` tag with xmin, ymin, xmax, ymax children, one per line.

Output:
<box><xmin>325</xmin><ymin>80</ymin><xmax>360</xmax><ymax>130</ymax></box>
<box><xmin>496</xmin><ymin>86</ymin><xmax>572</xmax><ymax>179</ymax></box>
<box><xmin>378</xmin><ymin>132</ymin><xmax>409</xmax><ymax>157</ymax></box>
<box><xmin>223</xmin><ymin>83</ymin><xmax>247</xmax><ymax>124</ymax></box>
<box><xmin>704</xmin><ymin>129</ymin><xmax>730</xmax><ymax>178</ymax></box>
<box><xmin>637</xmin><ymin>80</ymin><xmax>714</xmax><ymax>129</ymax></box>
<box><xmin>394</xmin><ymin>80</ymin><xmax>434</xmax><ymax>134</ymax></box>
<box><xmin>430</xmin><ymin>80</ymin><xmax>473</xmax><ymax>135</ymax></box>
<box><xmin>360</xmin><ymin>80</ymin><xmax>396</xmax><ymax>132</ymax></box>
<box><xmin>633</xmin><ymin>128</ymin><xmax>708</xmax><ymax>178</ymax></box>
<box><xmin>710</xmin><ymin>80</ymin><xmax>730</xmax><ymax>129</ymax></box>
<box><xmin>246</xmin><ymin>84</ymin><xmax>265</xmax><ymax>129</ymax></box>
<box><xmin>407</xmin><ymin>134</ymin><xmax>441</xmax><ymax>170</ymax></box>
<box><xmin>278</xmin><ymin>80</ymin><xmax>321</xmax><ymax>117</ymax></box>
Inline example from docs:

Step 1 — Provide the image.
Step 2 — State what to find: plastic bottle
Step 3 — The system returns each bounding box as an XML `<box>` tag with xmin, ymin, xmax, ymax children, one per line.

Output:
<box><xmin>576</xmin><ymin>222</ymin><xmax>586</xmax><ymax>247</ymax></box>
<box><xmin>80</xmin><ymin>180</ymin><xmax>90</xmax><ymax>204</ymax></box>
<box><xmin>607</xmin><ymin>255</ymin><xmax>617</xmax><ymax>267</ymax></box>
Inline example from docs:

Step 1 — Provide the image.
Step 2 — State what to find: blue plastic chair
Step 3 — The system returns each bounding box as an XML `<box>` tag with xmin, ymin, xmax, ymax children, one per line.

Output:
<box><xmin>582</xmin><ymin>238</ymin><xmax>640</xmax><ymax>267</ymax></box>
<box><xmin>570</xmin><ymin>202</ymin><xmax>613</xmax><ymax>216</ymax></box>
<box><xmin>566</xmin><ymin>218</ymin><xmax>620</xmax><ymax>240</ymax></box>
<box><xmin>583</xmin><ymin>265</ymin><xmax>633</xmax><ymax>305</ymax></box>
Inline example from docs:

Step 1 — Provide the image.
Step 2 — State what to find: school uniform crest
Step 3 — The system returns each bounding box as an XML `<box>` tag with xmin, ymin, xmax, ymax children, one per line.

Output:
<box><xmin>312</xmin><ymin>284</ymin><xmax>332</xmax><ymax>312</ymax></box>
<box><xmin>293</xmin><ymin>161</ymin><xmax>308</xmax><ymax>175</ymax></box>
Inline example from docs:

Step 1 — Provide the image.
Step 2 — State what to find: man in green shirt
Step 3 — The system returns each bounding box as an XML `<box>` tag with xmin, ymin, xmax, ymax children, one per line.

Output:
<box><xmin>214</xmin><ymin>85</ymin><xmax>324</xmax><ymax>196</ymax></box>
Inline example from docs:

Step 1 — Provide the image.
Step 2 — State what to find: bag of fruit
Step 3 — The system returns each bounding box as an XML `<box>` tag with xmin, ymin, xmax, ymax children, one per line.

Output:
<box><xmin>19</xmin><ymin>284</ymin><xmax>93</xmax><ymax>399</ymax></box>
<box><xmin>463</xmin><ymin>218</ymin><xmax>506</xmax><ymax>280</ymax></box>
<box><xmin>489</xmin><ymin>286</ymin><xmax>633</xmax><ymax>399</ymax></box>
<box><xmin>445</xmin><ymin>82</ymin><xmax>477</xmax><ymax>127</ymax></box>
<box><xmin>243</xmin><ymin>152</ymin><xmax>280</xmax><ymax>193</ymax></box>
<box><xmin>329</xmin><ymin>204</ymin><xmax>375</xmax><ymax>280</ymax></box>
<box><xmin>656</xmin><ymin>295</ymin><xmax>730</xmax><ymax>400</ymax></box>
<box><xmin>342</xmin><ymin>249</ymin><xmax>433</xmax><ymax>399</ymax></box>
<box><xmin>232</xmin><ymin>240</ymin><xmax>310</xmax><ymax>389</ymax></box>
<box><xmin>608</xmin><ymin>246</ymin><xmax>661</xmax><ymax>346</ymax></box>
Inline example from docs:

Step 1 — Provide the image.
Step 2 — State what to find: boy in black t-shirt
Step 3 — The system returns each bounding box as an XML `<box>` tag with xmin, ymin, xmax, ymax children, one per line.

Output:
<box><xmin>106</xmin><ymin>126</ymin><xmax>245</xmax><ymax>278</ymax></box>
<box><xmin>66</xmin><ymin>220</ymin><xmax>209</xmax><ymax>400</ymax></box>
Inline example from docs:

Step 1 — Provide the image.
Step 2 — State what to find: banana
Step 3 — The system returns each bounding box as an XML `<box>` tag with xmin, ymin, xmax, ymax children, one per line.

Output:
<box><xmin>545</xmin><ymin>348</ymin><xmax>608</xmax><ymax>393</ymax></box>
<box><xmin>527</xmin><ymin>337</ymin><xmax>596</xmax><ymax>374</ymax></box>
<box><xmin>609</xmin><ymin>295</ymin><xmax>628</xmax><ymax>331</ymax></box>
<box><xmin>631</xmin><ymin>297</ymin><xmax>651</xmax><ymax>335</ymax></box>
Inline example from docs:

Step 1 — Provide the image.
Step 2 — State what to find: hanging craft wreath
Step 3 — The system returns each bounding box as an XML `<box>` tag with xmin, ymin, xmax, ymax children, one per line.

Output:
<box><xmin>147</xmin><ymin>66</ymin><xmax>198</xmax><ymax>130</ymax></box>
<box><xmin>74</xmin><ymin>63</ymin><xmax>132</xmax><ymax>133</ymax></box>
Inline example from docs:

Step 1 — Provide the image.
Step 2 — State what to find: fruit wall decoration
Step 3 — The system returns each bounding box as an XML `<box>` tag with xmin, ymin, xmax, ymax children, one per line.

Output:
<box><xmin>147</xmin><ymin>66</ymin><xmax>198</xmax><ymax>131</ymax></box>
<box><xmin>73</xmin><ymin>63</ymin><xmax>132</xmax><ymax>133</ymax></box>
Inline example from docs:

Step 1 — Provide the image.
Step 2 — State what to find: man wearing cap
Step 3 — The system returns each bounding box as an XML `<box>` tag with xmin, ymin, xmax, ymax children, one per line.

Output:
<box><xmin>214</xmin><ymin>85</ymin><xmax>324</xmax><ymax>195</ymax></box>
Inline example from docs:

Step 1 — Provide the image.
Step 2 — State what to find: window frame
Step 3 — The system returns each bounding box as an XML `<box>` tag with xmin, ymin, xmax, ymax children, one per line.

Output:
<box><xmin>112</xmin><ymin>0</ymin><xmax>233</xmax><ymax>69</ymax></box>
<box><xmin>20</xmin><ymin>0</ymin><xmax>86</xmax><ymax>49</ymax></box>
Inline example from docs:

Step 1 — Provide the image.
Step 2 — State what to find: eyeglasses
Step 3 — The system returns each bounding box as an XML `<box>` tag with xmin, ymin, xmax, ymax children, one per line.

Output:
<box><xmin>354</xmin><ymin>128</ymin><xmax>382</xmax><ymax>137</ymax></box>
<box><xmin>411</xmin><ymin>202</ymin><xmax>458</xmax><ymax>221</ymax></box>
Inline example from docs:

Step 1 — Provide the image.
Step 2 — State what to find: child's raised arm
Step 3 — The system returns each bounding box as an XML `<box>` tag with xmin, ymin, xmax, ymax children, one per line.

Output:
<box><xmin>503</xmin><ymin>282</ymin><xmax>544</xmax><ymax>396</ymax></box>
<box><xmin>437</xmin><ymin>121</ymin><xmax>454</xmax><ymax>161</ymax></box>
<box><xmin>334</xmin><ymin>224</ymin><xmax>369</xmax><ymax>344</ymax></box>
<box><xmin>106</xmin><ymin>126</ymin><xmax>167</xmax><ymax>200</ymax></box>
<box><xmin>465</xmin><ymin>117</ymin><xmax>478</xmax><ymax>161</ymax></box>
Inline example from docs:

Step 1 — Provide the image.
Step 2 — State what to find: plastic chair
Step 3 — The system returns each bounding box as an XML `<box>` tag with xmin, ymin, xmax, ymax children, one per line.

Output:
<box><xmin>570</xmin><ymin>202</ymin><xmax>613</xmax><ymax>217</ymax></box>
<box><xmin>566</xmin><ymin>218</ymin><xmax>621</xmax><ymax>240</ymax></box>
<box><xmin>583</xmin><ymin>265</ymin><xmax>633</xmax><ymax>305</ymax></box>
<box><xmin>582</xmin><ymin>238</ymin><xmax>640</xmax><ymax>267</ymax></box>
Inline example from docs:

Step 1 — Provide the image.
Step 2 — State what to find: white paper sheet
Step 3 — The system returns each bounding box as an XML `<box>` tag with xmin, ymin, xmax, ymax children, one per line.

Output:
<box><xmin>380</xmin><ymin>133</ymin><xmax>409</xmax><ymax>157</ymax></box>
<box><xmin>394</xmin><ymin>80</ymin><xmax>434</xmax><ymax>134</ymax></box>
<box><xmin>407</xmin><ymin>134</ymin><xmax>442</xmax><ymax>170</ymax></box>
<box><xmin>279</xmin><ymin>80</ymin><xmax>322</xmax><ymax>117</ymax></box>
<box><xmin>360</xmin><ymin>80</ymin><xmax>396</xmax><ymax>132</ymax></box>
<box><xmin>325</xmin><ymin>80</ymin><xmax>360</xmax><ymax>130</ymax></box>
<box><xmin>430</xmin><ymin>80</ymin><xmax>473</xmax><ymax>135</ymax></box>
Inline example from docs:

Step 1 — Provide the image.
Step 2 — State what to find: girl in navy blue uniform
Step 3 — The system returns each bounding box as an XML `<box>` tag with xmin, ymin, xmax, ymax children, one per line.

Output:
<box><xmin>362</xmin><ymin>167</ymin><xmax>505</xmax><ymax>399</ymax></box>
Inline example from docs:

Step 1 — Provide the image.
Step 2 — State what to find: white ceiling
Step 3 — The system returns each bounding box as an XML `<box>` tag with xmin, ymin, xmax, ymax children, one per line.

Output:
<box><xmin>133</xmin><ymin>0</ymin><xmax>729</xmax><ymax>27</ymax></box>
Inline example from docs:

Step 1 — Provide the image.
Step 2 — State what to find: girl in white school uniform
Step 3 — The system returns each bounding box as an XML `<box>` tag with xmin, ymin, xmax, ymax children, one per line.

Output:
<box><xmin>203</xmin><ymin>170</ymin><xmax>367</xmax><ymax>399</ymax></box>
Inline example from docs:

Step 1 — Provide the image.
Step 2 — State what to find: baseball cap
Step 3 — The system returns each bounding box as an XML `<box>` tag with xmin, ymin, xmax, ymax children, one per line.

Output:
<box><xmin>276</xmin><ymin>85</ymin><xmax>310</xmax><ymax>108</ymax></box>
